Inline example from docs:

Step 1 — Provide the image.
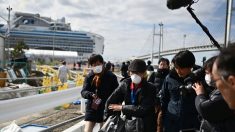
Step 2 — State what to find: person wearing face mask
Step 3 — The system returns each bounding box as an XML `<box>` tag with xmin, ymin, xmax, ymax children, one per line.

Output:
<box><xmin>153</xmin><ymin>58</ymin><xmax>170</xmax><ymax>132</ymax></box>
<box><xmin>192</xmin><ymin>56</ymin><xmax>235</xmax><ymax>132</ymax></box>
<box><xmin>81</xmin><ymin>54</ymin><xmax>119</xmax><ymax>132</ymax></box>
<box><xmin>154</xmin><ymin>58</ymin><xmax>170</xmax><ymax>89</ymax></box>
<box><xmin>105</xmin><ymin>59</ymin><xmax>157</xmax><ymax>132</ymax></box>
<box><xmin>161</xmin><ymin>50</ymin><xmax>200</xmax><ymax>132</ymax></box>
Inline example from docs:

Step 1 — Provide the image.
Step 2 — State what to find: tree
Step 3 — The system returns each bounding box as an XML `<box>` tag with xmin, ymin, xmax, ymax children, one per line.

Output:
<box><xmin>11</xmin><ymin>40</ymin><xmax>29</xmax><ymax>59</ymax></box>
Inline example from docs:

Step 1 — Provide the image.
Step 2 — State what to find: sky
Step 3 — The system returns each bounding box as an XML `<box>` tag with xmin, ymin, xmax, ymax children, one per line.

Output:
<box><xmin>0</xmin><ymin>0</ymin><xmax>234</xmax><ymax>62</ymax></box>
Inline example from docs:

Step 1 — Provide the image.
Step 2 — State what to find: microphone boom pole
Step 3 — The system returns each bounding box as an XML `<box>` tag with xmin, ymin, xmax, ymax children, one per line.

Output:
<box><xmin>186</xmin><ymin>4</ymin><xmax>221</xmax><ymax>50</ymax></box>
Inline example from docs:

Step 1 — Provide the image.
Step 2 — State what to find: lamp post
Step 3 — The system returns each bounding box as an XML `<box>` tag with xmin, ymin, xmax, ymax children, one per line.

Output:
<box><xmin>224</xmin><ymin>0</ymin><xmax>233</xmax><ymax>47</ymax></box>
<box><xmin>0</xmin><ymin>5</ymin><xmax>12</xmax><ymax>67</ymax></box>
<box><xmin>183</xmin><ymin>34</ymin><xmax>186</xmax><ymax>50</ymax></box>
<box><xmin>151</xmin><ymin>24</ymin><xmax>156</xmax><ymax>63</ymax></box>
<box><xmin>158</xmin><ymin>22</ymin><xmax>163</xmax><ymax>60</ymax></box>
<box><xmin>6</xmin><ymin>6</ymin><xmax>12</xmax><ymax>61</ymax></box>
<box><xmin>52</xmin><ymin>21</ymin><xmax>56</xmax><ymax>63</ymax></box>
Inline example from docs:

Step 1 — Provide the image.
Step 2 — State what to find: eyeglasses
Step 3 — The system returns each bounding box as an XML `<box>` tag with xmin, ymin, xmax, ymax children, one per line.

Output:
<box><xmin>212</xmin><ymin>76</ymin><xmax>222</xmax><ymax>83</ymax></box>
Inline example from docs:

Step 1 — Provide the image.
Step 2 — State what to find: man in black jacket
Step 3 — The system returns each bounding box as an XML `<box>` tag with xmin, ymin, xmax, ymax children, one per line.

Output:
<box><xmin>81</xmin><ymin>54</ymin><xmax>119</xmax><ymax>132</ymax></box>
<box><xmin>154</xmin><ymin>58</ymin><xmax>170</xmax><ymax>132</ymax></box>
<box><xmin>154</xmin><ymin>58</ymin><xmax>170</xmax><ymax>89</ymax></box>
<box><xmin>161</xmin><ymin>50</ymin><xmax>200</xmax><ymax>132</ymax></box>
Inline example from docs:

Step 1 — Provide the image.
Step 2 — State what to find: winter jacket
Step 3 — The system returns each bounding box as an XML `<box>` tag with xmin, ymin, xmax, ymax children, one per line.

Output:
<box><xmin>161</xmin><ymin>69</ymin><xmax>200</xmax><ymax>132</ymax></box>
<box><xmin>106</xmin><ymin>78</ymin><xmax>157</xmax><ymax>132</ymax></box>
<box><xmin>81</xmin><ymin>70</ymin><xmax>119</xmax><ymax>122</ymax></box>
<box><xmin>154</xmin><ymin>69</ymin><xmax>169</xmax><ymax>90</ymax></box>
<box><xmin>147</xmin><ymin>71</ymin><xmax>156</xmax><ymax>83</ymax></box>
<box><xmin>195</xmin><ymin>89</ymin><xmax>235</xmax><ymax>132</ymax></box>
<box><xmin>154</xmin><ymin>69</ymin><xmax>169</xmax><ymax>132</ymax></box>
<box><xmin>121</xmin><ymin>64</ymin><xmax>128</xmax><ymax>78</ymax></box>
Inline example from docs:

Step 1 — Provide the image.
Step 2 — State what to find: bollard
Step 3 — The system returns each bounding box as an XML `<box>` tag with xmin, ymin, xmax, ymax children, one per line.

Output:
<box><xmin>80</xmin><ymin>98</ymin><xmax>86</xmax><ymax>113</ymax></box>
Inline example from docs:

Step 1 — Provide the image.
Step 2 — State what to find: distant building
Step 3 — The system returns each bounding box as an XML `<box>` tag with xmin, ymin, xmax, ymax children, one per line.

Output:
<box><xmin>0</xmin><ymin>12</ymin><xmax>104</xmax><ymax>62</ymax></box>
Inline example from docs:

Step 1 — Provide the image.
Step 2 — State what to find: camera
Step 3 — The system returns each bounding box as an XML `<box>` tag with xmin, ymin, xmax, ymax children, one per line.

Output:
<box><xmin>179</xmin><ymin>68</ymin><xmax>205</xmax><ymax>94</ymax></box>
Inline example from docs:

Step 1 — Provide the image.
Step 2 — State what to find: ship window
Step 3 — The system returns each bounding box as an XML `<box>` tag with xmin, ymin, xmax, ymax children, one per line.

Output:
<box><xmin>30</xmin><ymin>19</ymin><xmax>35</xmax><ymax>24</ymax></box>
<box><xmin>23</xmin><ymin>19</ymin><xmax>29</xmax><ymax>24</ymax></box>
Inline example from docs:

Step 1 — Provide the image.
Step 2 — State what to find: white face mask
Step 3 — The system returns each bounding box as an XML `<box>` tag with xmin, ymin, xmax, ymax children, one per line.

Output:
<box><xmin>147</xmin><ymin>71</ymin><xmax>151</xmax><ymax>75</ymax></box>
<box><xmin>131</xmin><ymin>74</ymin><xmax>142</xmax><ymax>84</ymax></box>
<box><xmin>93</xmin><ymin>65</ymin><xmax>103</xmax><ymax>74</ymax></box>
<box><xmin>205</xmin><ymin>74</ymin><xmax>213</xmax><ymax>86</ymax></box>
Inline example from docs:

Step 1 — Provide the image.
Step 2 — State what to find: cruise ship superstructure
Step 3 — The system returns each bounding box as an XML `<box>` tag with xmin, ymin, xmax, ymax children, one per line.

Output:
<box><xmin>0</xmin><ymin>12</ymin><xmax>104</xmax><ymax>62</ymax></box>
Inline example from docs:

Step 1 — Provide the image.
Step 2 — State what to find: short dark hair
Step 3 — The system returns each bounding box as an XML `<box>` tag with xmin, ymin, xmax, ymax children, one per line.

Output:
<box><xmin>172</xmin><ymin>50</ymin><xmax>195</xmax><ymax>68</ymax></box>
<box><xmin>216</xmin><ymin>46</ymin><xmax>235</xmax><ymax>78</ymax></box>
<box><xmin>62</xmin><ymin>61</ymin><xmax>66</xmax><ymax>65</ymax></box>
<box><xmin>147</xmin><ymin>60</ymin><xmax>152</xmax><ymax>65</ymax></box>
<box><xmin>158</xmin><ymin>58</ymin><xmax>170</xmax><ymax>66</ymax></box>
<box><xmin>105</xmin><ymin>61</ymin><xmax>112</xmax><ymax>70</ymax></box>
<box><xmin>128</xmin><ymin>59</ymin><xmax>147</xmax><ymax>73</ymax></box>
<box><xmin>203</xmin><ymin>56</ymin><xmax>217</xmax><ymax>73</ymax></box>
<box><xmin>88</xmin><ymin>54</ymin><xmax>104</xmax><ymax>65</ymax></box>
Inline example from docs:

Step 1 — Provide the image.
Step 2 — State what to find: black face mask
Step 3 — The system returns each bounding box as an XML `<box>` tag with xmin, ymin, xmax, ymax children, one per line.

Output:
<box><xmin>158</xmin><ymin>68</ymin><xmax>169</xmax><ymax>73</ymax></box>
<box><xmin>157</xmin><ymin>69</ymin><xmax>169</xmax><ymax>76</ymax></box>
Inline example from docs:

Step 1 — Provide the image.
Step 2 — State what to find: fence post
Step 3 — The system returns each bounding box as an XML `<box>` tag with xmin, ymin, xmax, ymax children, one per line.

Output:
<box><xmin>80</xmin><ymin>98</ymin><xmax>86</xmax><ymax>113</ymax></box>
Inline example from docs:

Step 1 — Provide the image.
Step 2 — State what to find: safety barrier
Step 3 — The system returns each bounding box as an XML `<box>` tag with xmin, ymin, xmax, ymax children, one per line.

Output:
<box><xmin>0</xmin><ymin>87</ymin><xmax>82</xmax><ymax>124</ymax></box>
<box><xmin>37</xmin><ymin>65</ymin><xmax>85</xmax><ymax>87</ymax></box>
<box><xmin>0</xmin><ymin>84</ymin><xmax>63</xmax><ymax>94</ymax></box>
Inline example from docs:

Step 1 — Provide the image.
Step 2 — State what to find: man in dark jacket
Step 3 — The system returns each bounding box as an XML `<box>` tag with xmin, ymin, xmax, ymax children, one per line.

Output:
<box><xmin>147</xmin><ymin>60</ymin><xmax>154</xmax><ymax>71</ymax></box>
<box><xmin>154</xmin><ymin>58</ymin><xmax>170</xmax><ymax>89</ymax></box>
<box><xmin>161</xmin><ymin>50</ymin><xmax>200</xmax><ymax>132</ymax></box>
<box><xmin>106</xmin><ymin>59</ymin><xmax>157</xmax><ymax>132</ymax></box>
<box><xmin>81</xmin><ymin>54</ymin><xmax>119</xmax><ymax>132</ymax></box>
<box><xmin>193</xmin><ymin>56</ymin><xmax>235</xmax><ymax>132</ymax></box>
<box><xmin>121</xmin><ymin>62</ymin><xmax>129</xmax><ymax>78</ymax></box>
<box><xmin>154</xmin><ymin>58</ymin><xmax>170</xmax><ymax>132</ymax></box>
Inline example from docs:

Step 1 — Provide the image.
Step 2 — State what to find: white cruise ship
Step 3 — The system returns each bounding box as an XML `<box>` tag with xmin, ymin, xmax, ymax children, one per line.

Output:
<box><xmin>0</xmin><ymin>12</ymin><xmax>104</xmax><ymax>62</ymax></box>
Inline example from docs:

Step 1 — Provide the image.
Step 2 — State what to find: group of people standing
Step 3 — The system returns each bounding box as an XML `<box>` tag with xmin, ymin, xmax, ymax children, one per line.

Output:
<box><xmin>80</xmin><ymin>45</ymin><xmax>235</xmax><ymax>132</ymax></box>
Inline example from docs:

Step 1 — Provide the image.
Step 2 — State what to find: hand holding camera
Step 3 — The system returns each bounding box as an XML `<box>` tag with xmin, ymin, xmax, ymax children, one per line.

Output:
<box><xmin>192</xmin><ymin>82</ymin><xmax>205</xmax><ymax>95</ymax></box>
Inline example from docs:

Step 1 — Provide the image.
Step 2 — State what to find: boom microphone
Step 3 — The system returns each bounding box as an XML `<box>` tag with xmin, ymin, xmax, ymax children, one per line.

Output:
<box><xmin>167</xmin><ymin>0</ymin><xmax>193</xmax><ymax>10</ymax></box>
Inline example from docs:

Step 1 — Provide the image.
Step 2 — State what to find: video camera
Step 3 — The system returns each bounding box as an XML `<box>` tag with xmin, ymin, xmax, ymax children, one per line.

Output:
<box><xmin>179</xmin><ymin>68</ymin><xmax>205</xmax><ymax>94</ymax></box>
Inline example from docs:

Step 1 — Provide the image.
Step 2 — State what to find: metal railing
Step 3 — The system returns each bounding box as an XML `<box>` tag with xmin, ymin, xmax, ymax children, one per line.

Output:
<box><xmin>0</xmin><ymin>83</ymin><xmax>63</xmax><ymax>94</ymax></box>
<box><xmin>0</xmin><ymin>87</ymin><xmax>82</xmax><ymax>124</ymax></box>
<box><xmin>40</xmin><ymin>114</ymin><xmax>85</xmax><ymax>132</ymax></box>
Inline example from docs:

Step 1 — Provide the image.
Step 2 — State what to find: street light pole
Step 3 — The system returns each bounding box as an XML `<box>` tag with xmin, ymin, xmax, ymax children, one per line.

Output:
<box><xmin>158</xmin><ymin>22</ymin><xmax>163</xmax><ymax>60</ymax></box>
<box><xmin>151</xmin><ymin>24</ymin><xmax>155</xmax><ymax>63</ymax></box>
<box><xmin>6</xmin><ymin>6</ymin><xmax>12</xmax><ymax>61</ymax></box>
<box><xmin>224</xmin><ymin>0</ymin><xmax>233</xmax><ymax>47</ymax></box>
<box><xmin>52</xmin><ymin>21</ymin><xmax>56</xmax><ymax>63</ymax></box>
<box><xmin>183</xmin><ymin>34</ymin><xmax>186</xmax><ymax>50</ymax></box>
<box><xmin>0</xmin><ymin>6</ymin><xmax>12</xmax><ymax>67</ymax></box>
